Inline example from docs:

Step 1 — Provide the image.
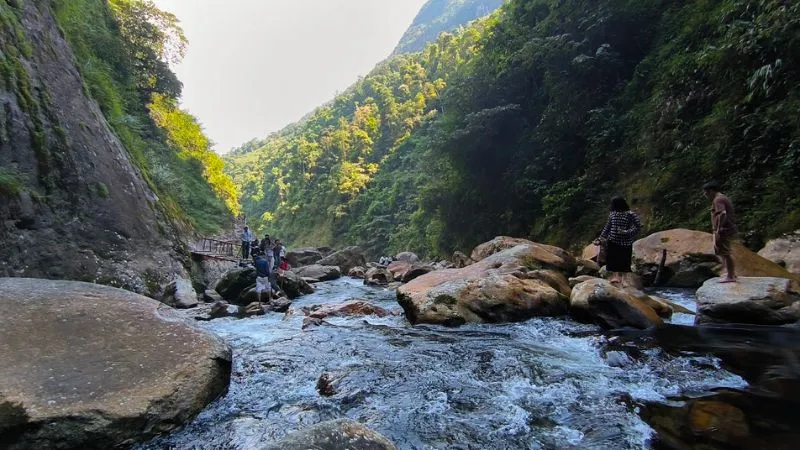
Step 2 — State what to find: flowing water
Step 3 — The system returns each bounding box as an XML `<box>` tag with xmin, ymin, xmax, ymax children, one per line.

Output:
<box><xmin>139</xmin><ymin>279</ymin><xmax>745</xmax><ymax>450</ymax></box>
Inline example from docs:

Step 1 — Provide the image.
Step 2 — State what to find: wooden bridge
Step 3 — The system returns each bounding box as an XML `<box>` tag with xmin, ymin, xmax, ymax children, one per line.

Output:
<box><xmin>191</xmin><ymin>237</ymin><xmax>241</xmax><ymax>262</ymax></box>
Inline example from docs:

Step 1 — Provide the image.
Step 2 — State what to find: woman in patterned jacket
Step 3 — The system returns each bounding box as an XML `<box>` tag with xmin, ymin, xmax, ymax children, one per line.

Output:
<box><xmin>594</xmin><ymin>196</ymin><xmax>642</xmax><ymax>284</ymax></box>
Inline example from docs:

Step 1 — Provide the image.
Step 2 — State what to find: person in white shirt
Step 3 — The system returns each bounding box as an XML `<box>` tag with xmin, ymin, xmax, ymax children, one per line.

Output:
<box><xmin>241</xmin><ymin>226</ymin><xmax>255</xmax><ymax>259</ymax></box>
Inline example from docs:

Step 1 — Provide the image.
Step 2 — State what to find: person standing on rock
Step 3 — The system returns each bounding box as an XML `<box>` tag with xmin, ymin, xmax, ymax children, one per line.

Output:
<box><xmin>703</xmin><ymin>181</ymin><xmax>738</xmax><ymax>283</ymax></box>
<box><xmin>253</xmin><ymin>252</ymin><xmax>272</xmax><ymax>304</ymax></box>
<box><xmin>261</xmin><ymin>234</ymin><xmax>274</xmax><ymax>270</ymax></box>
<box><xmin>241</xmin><ymin>226</ymin><xmax>255</xmax><ymax>259</ymax></box>
<box><xmin>595</xmin><ymin>196</ymin><xmax>642</xmax><ymax>284</ymax></box>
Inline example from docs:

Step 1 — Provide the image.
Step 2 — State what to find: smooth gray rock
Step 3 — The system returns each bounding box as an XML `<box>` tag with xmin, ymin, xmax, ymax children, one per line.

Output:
<box><xmin>260</xmin><ymin>419</ymin><xmax>396</xmax><ymax>450</ymax></box>
<box><xmin>696</xmin><ymin>277</ymin><xmax>800</xmax><ymax>325</ymax></box>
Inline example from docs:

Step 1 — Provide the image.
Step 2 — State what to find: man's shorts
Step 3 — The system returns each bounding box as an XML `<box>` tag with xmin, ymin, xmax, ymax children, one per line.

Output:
<box><xmin>256</xmin><ymin>276</ymin><xmax>271</xmax><ymax>294</ymax></box>
<box><xmin>714</xmin><ymin>234</ymin><xmax>734</xmax><ymax>256</ymax></box>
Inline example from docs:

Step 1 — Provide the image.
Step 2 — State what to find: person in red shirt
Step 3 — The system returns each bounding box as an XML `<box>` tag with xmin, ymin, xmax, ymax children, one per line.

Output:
<box><xmin>703</xmin><ymin>181</ymin><xmax>738</xmax><ymax>283</ymax></box>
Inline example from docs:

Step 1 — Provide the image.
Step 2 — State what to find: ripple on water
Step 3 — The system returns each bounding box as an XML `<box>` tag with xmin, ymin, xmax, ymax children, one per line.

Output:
<box><xmin>137</xmin><ymin>279</ymin><xmax>744</xmax><ymax>450</ymax></box>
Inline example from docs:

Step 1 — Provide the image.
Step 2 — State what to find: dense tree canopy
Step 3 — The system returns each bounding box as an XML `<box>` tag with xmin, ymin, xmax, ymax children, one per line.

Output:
<box><xmin>229</xmin><ymin>0</ymin><xmax>800</xmax><ymax>257</ymax></box>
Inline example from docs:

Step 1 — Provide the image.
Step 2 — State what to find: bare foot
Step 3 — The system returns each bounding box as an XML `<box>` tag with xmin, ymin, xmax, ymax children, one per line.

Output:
<box><xmin>718</xmin><ymin>277</ymin><xmax>738</xmax><ymax>284</ymax></box>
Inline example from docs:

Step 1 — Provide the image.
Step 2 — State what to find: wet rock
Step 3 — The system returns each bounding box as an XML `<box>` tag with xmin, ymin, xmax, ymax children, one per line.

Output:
<box><xmin>398</xmin><ymin>244</ymin><xmax>572</xmax><ymax>326</ymax></box>
<box><xmin>758</xmin><ymin>231</ymin><xmax>800</xmax><ymax>275</ymax></box>
<box><xmin>277</xmin><ymin>271</ymin><xmax>315</xmax><ymax>299</ymax></box>
<box><xmin>259</xmin><ymin>419</ymin><xmax>396</xmax><ymax>450</ymax></box>
<box><xmin>348</xmin><ymin>266</ymin><xmax>367</xmax><ymax>279</ymax></box>
<box><xmin>569</xmin><ymin>275</ymin><xmax>599</xmax><ymax>287</ymax></box>
<box><xmin>624</xmin><ymin>289</ymin><xmax>673</xmax><ymax>319</ymax></box>
<box><xmin>214</xmin><ymin>267</ymin><xmax>256</xmax><ymax>301</ymax></box>
<box><xmin>235</xmin><ymin>286</ymin><xmax>259</xmax><ymax>306</ymax></box>
<box><xmin>286</xmin><ymin>248</ymin><xmax>323</xmax><ymax>268</ymax></box>
<box><xmin>395</xmin><ymin>252</ymin><xmax>420</xmax><ymax>263</ymax></box>
<box><xmin>268</xmin><ymin>297</ymin><xmax>293</xmax><ymax>313</ymax></box>
<box><xmin>575</xmin><ymin>259</ymin><xmax>600</xmax><ymax>277</ymax></box>
<box><xmin>470</xmin><ymin>236</ymin><xmax>577</xmax><ymax>275</ymax></box>
<box><xmin>302</xmin><ymin>301</ymin><xmax>394</xmax><ymax>320</ymax></box>
<box><xmin>293</xmin><ymin>264</ymin><xmax>342</xmax><ymax>282</ymax></box>
<box><xmin>161</xmin><ymin>278</ymin><xmax>198</xmax><ymax>309</ymax></box>
<box><xmin>316</xmin><ymin>373</ymin><xmax>337</xmax><ymax>397</ymax></box>
<box><xmin>452</xmin><ymin>251</ymin><xmax>473</xmax><ymax>268</ymax></box>
<box><xmin>203</xmin><ymin>289</ymin><xmax>223</xmax><ymax>303</ymax></box>
<box><xmin>696</xmin><ymin>277</ymin><xmax>800</xmax><ymax>325</ymax></box>
<box><xmin>570</xmin><ymin>279</ymin><xmax>662</xmax><ymax>329</ymax></box>
<box><xmin>0</xmin><ymin>278</ymin><xmax>231</xmax><ymax>449</ymax></box>
<box><xmin>365</xmin><ymin>267</ymin><xmax>393</xmax><ymax>286</ymax></box>
<box><xmin>318</xmin><ymin>246</ymin><xmax>367</xmax><ymax>274</ymax></box>
<box><xmin>302</xmin><ymin>317</ymin><xmax>327</xmax><ymax>329</ymax></box>
<box><xmin>633</xmin><ymin>229</ymin><xmax>798</xmax><ymax>287</ymax></box>
<box><xmin>210</xmin><ymin>300</ymin><xmax>239</xmax><ymax>319</ymax></box>
<box><xmin>242</xmin><ymin>302</ymin><xmax>266</xmax><ymax>317</ymax></box>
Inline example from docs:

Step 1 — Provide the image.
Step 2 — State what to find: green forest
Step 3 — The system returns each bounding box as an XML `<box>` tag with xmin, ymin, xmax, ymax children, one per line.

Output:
<box><xmin>52</xmin><ymin>0</ymin><xmax>239</xmax><ymax>233</ymax></box>
<box><xmin>227</xmin><ymin>0</ymin><xmax>800</xmax><ymax>259</ymax></box>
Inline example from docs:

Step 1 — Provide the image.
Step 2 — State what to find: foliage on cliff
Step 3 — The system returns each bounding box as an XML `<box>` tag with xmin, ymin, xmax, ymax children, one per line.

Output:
<box><xmin>393</xmin><ymin>0</ymin><xmax>504</xmax><ymax>54</ymax></box>
<box><xmin>230</xmin><ymin>0</ymin><xmax>800</xmax><ymax>258</ymax></box>
<box><xmin>52</xmin><ymin>0</ymin><xmax>239</xmax><ymax>233</ymax></box>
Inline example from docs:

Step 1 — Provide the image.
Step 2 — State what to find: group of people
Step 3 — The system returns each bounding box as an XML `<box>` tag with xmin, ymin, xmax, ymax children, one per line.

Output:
<box><xmin>241</xmin><ymin>227</ymin><xmax>291</xmax><ymax>303</ymax></box>
<box><xmin>595</xmin><ymin>181</ymin><xmax>737</xmax><ymax>284</ymax></box>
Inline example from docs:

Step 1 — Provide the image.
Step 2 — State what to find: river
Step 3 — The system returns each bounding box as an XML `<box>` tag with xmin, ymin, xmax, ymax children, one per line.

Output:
<box><xmin>138</xmin><ymin>278</ymin><xmax>745</xmax><ymax>449</ymax></box>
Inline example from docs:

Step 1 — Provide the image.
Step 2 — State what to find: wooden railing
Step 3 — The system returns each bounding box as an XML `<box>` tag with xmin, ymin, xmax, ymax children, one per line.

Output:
<box><xmin>192</xmin><ymin>238</ymin><xmax>238</xmax><ymax>260</ymax></box>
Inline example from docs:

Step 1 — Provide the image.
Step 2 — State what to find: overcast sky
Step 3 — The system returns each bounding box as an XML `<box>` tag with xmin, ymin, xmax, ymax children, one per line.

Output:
<box><xmin>152</xmin><ymin>0</ymin><xmax>428</xmax><ymax>153</ymax></box>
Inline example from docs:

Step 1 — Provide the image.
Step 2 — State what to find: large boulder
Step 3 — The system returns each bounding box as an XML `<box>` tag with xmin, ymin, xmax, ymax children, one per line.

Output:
<box><xmin>277</xmin><ymin>271</ymin><xmax>315</xmax><ymax>299</ymax></box>
<box><xmin>569</xmin><ymin>279</ymin><xmax>663</xmax><ymax>329</ymax></box>
<box><xmin>293</xmin><ymin>265</ymin><xmax>342</xmax><ymax>283</ymax></box>
<box><xmin>470</xmin><ymin>236</ymin><xmax>577</xmax><ymax>274</ymax></box>
<box><xmin>317</xmin><ymin>246</ymin><xmax>368</xmax><ymax>273</ymax></box>
<box><xmin>758</xmin><ymin>231</ymin><xmax>800</xmax><ymax>275</ymax></box>
<box><xmin>0</xmin><ymin>278</ymin><xmax>231</xmax><ymax>449</ymax></box>
<box><xmin>161</xmin><ymin>278</ymin><xmax>199</xmax><ymax>309</ymax></box>
<box><xmin>286</xmin><ymin>248</ymin><xmax>323</xmax><ymax>268</ymax></box>
<box><xmin>696</xmin><ymin>277</ymin><xmax>800</xmax><ymax>325</ymax></box>
<box><xmin>387</xmin><ymin>261</ymin><xmax>435</xmax><ymax>283</ymax></box>
<box><xmin>365</xmin><ymin>267</ymin><xmax>394</xmax><ymax>286</ymax></box>
<box><xmin>387</xmin><ymin>261</ymin><xmax>412</xmax><ymax>281</ymax></box>
<box><xmin>633</xmin><ymin>229</ymin><xmax>798</xmax><ymax>287</ymax></box>
<box><xmin>348</xmin><ymin>266</ymin><xmax>367</xmax><ymax>279</ymax></box>
<box><xmin>301</xmin><ymin>301</ymin><xmax>394</xmax><ymax>320</ymax></box>
<box><xmin>397</xmin><ymin>243</ymin><xmax>573</xmax><ymax>326</ymax></box>
<box><xmin>214</xmin><ymin>267</ymin><xmax>256</xmax><ymax>300</ymax></box>
<box><xmin>260</xmin><ymin>419</ymin><xmax>396</xmax><ymax>450</ymax></box>
<box><xmin>395</xmin><ymin>252</ymin><xmax>420</xmax><ymax>263</ymax></box>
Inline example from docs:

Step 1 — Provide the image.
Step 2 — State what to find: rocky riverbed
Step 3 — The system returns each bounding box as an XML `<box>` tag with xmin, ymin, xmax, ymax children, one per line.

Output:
<box><xmin>137</xmin><ymin>278</ymin><xmax>746</xmax><ymax>449</ymax></box>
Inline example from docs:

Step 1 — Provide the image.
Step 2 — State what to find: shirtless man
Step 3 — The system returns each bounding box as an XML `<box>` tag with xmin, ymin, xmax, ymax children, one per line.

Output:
<box><xmin>702</xmin><ymin>182</ymin><xmax>737</xmax><ymax>283</ymax></box>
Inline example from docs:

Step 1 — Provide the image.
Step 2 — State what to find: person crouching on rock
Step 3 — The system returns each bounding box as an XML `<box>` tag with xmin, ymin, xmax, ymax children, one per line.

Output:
<box><xmin>595</xmin><ymin>195</ymin><xmax>642</xmax><ymax>285</ymax></box>
<box><xmin>703</xmin><ymin>181</ymin><xmax>738</xmax><ymax>283</ymax></box>
<box><xmin>253</xmin><ymin>252</ymin><xmax>271</xmax><ymax>304</ymax></box>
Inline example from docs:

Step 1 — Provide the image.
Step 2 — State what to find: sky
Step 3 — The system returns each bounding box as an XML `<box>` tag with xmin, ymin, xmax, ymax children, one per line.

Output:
<box><xmin>152</xmin><ymin>0</ymin><xmax>429</xmax><ymax>153</ymax></box>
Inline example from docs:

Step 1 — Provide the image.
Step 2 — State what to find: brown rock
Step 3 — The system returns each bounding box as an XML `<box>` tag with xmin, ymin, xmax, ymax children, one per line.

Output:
<box><xmin>348</xmin><ymin>266</ymin><xmax>367</xmax><ymax>279</ymax></box>
<box><xmin>633</xmin><ymin>229</ymin><xmax>799</xmax><ymax>287</ymax></box>
<box><xmin>364</xmin><ymin>267</ymin><xmax>393</xmax><ymax>286</ymax></box>
<box><xmin>689</xmin><ymin>400</ymin><xmax>750</xmax><ymax>441</ymax></box>
<box><xmin>387</xmin><ymin>261</ymin><xmax>412</xmax><ymax>281</ymax></box>
<box><xmin>243</xmin><ymin>302</ymin><xmax>266</xmax><ymax>316</ymax></box>
<box><xmin>285</xmin><ymin>248</ymin><xmax>323</xmax><ymax>268</ymax></box>
<box><xmin>302</xmin><ymin>301</ymin><xmax>393</xmax><ymax>320</ymax></box>
<box><xmin>570</xmin><ymin>279</ymin><xmax>663</xmax><ymax>329</ymax></box>
<box><xmin>293</xmin><ymin>265</ymin><xmax>342</xmax><ymax>282</ymax></box>
<box><xmin>758</xmin><ymin>231</ymin><xmax>800</xmax><ymax>275</ymax></box>
<box><xmin>452</xmin><ymin>251</ymin><xmax>473</xmax><ymax>268</ymax></box>
<box><xmin>569</xmin><ymin>275</ymin><xmax>599</xmax><ymax>287</ymax></box>
<box><xmin>259</xmin><ymin>419</ymin><xmax>396</xmax><ymax>450</ymax></box>
<box><xmin>576</xmin><ymin>259</ymin><xmax>600</xmax><ymax>277</ymax></box>
<box><xmin>397</xmin><ymin>244</ymin><xmax>572</xmax><ymax>326</ymax></box>
<box><xmin>0</xmin><ymin>278</ymin><xmax>231</xmax><ymax>449</ymax></box>
<box><xmin>471</xmin><ymin>237</ymin><xmax>577</xmax><ymax>275</ymax></box>
<box><xmin>318</xmin><ymin>247</ymin><xmax>367</xmax><ymax>274</ymax></box>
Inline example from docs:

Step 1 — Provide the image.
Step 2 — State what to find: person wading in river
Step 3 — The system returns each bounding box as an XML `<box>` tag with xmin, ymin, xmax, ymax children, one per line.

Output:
<box><xmin>595</xmin><ymin>196</ymin><xmax>642</xmax><ymax>284</ymax></box>
<box><xmin>703</xmin><ymin>181</ymin><xmax>738</xmax><ymax>283</ymax></box>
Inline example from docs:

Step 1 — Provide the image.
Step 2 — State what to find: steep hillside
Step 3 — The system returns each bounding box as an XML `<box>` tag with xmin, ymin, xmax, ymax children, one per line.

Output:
<box><xmin>228</xmin><ymin>0</ymin><xmax>799</xmax><ymax>259</ymax></box>
<box><xmin>0</xmin><ymin>0</ymin><xmax>237</xmax><ymax>292</ymax></box>
<box><xmin>394</xmin><ymin>0</ymin><xmax>504</xmax><ymax>54</ymax></box>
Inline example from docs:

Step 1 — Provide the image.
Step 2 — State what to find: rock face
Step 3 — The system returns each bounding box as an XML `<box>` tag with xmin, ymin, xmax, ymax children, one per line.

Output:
<box><xmin>318</xmin><ymin>247</ymin><xmax>368</xmax><ymax>273</ymax></box>
<box><xmin>214</xmin><ymin>267</ymin><xmax>256</xmax><ymax>301</ymax></box>
<box><xmin>0</xmin><ymin>278</ymin><xmax>231</xmax><ymax>449</ymax></box>
<box><xmin>301</xmin><ymin>301</ymin><xmax>394</xmax><ymax>319</ymax></box>
<box><xmin>470</xmin><ymin>236</ymin><xmax>577</xmax><ymax>273</ymax></box>
<box><xmin>293</xmin><ymin>265</ymin><xmax>342</xmax><ymax>283</ymax></box>
<box><xmin>633</xmin><ymin>229</ymin><xmax>798</xmax><ymax>287</ymax></box>
<box><xmin>395</xmin><ymin>252</ymin><xmax>420</xmax><ymax>263</ymax></box>
<box><xmin>758</xmin><ymin>231</ymin><xmax>800</xmax><ymax>275</ymax></box>
<box><xmin>569</xmin><ymin>279</ymin><xmax>663</xmax><ymax>329</ymax></box>
<box><xmin>260</xmin><ymin>419</ymin><xmax>396</xmax><ymax>450</ymax></box>
<box><xmin>397</xmin><ymin>242</ymin><xmax>574</xmax><ymax>326</ymax></box>
<box><xmin>696</xmin><ymin>277</ymin><xmax>800</xmax><ymax>325</ymax></box>
<box><xmin>365</xmin><ymin>267</ymin><xmax>394</xmax><ymax>286</ymax></box>
<box><xmin>286</xmin><ymin>248</ymin><xmax>324</xmax><ymax>268</ymax></box>
<box><xmin>190</xmin><ymin>255</ymin><xmax>235</xmax><ymax>293</ymax></box>
<box><xmin>161</xmin><ymin>278</ymin><xmax>199</xmax><ymax>309</ymax></box>
<box><xmin>277</xmin><ymin>271</ymin><xmax>315</xmax><ymax>299</ymax></box>
<box><xmin>0</xmin><ymin>0</ymin><xmax>185</xmax><ymax>293</ymax></box>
